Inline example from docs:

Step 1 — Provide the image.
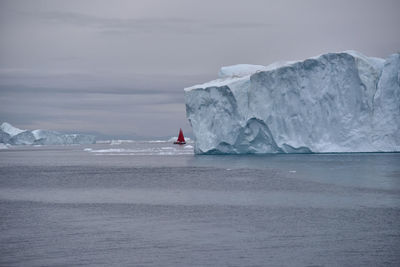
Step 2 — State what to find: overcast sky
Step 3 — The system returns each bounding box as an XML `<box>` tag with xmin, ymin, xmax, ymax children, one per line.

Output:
<box><xmin>0</xmin><ymin>0</ymin><xmax>399</xmax><ymax>138</ymax></box>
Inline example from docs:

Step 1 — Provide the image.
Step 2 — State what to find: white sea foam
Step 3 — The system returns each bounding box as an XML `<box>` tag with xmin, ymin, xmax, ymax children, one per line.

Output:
<box><xmin>110</xmin><ymin>140</ymin><xmax>122</xmax><ymax>145</ymax></box>
<box><xmin>0</xmin><ymin>143</ymin><xmax>10</xmax><ymax>149</ymax></box>
<box><xmin>85</xmin><ymin>147</ymin><xmax>194</xmax><ymax>156</ymax></box>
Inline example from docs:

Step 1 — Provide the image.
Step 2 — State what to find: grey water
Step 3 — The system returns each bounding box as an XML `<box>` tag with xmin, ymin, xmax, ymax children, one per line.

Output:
<box><xmin>0</xmin><ymin>142</ymin><xmax>399</xmax><ymax>266</ymax></box>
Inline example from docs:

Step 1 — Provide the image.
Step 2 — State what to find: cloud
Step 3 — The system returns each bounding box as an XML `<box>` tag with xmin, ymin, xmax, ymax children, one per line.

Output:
<box><xmin>36</xmin><ymin>11</ymin><xmax>269</xmax><ymax>34</ymax></box>
<box><xmin>0</xmin><ymin>68</ymin><xmax>212</xmax><ymax>95</ymax></box>
<box><xmin>1</xmin><ymin>0</ymin><xmax>398</xmax><ymax>138</ymax></box>
<box><xmin>0</xmin><ymin>85</ymin><xmax>190</xmax><ymax>137</ymax></box>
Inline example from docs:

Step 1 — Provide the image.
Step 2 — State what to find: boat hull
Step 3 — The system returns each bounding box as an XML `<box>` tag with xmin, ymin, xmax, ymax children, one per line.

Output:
<box><xmin>173</xmin><ymin>141</ymin><xmax>186</xmax><ymax>145</ymax></box>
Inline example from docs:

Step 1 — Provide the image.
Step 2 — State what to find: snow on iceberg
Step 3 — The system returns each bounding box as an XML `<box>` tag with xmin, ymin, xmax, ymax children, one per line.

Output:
<box><xmin>0</xmin><ymin>122</ymin><xmax>25</xmax><ymax>136</ymax></box>
<box><xmin>0</xmin><ymin>122</ymin><xmax>96</xmax><ymax>145</ymax></box>
<box><xmin>184</xmin><ymin>51</ymin><xmax>400</xmax><ymax>154</ymax></box>
<box><xmin>218</xmin><ymin>64</ymin><xmax>267</xmax><ymax>78</ymax></box>
<box><xmin>1</xmin><ymin>122</ymin><xmax>37</xmax><ymax>145</ymax></box>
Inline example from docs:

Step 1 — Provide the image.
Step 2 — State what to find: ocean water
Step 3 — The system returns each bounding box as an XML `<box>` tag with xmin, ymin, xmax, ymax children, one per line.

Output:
<box><xmin>0</xmin><ymin>141</ymin><xmax>399</xmax><ymax>266</ymax></box>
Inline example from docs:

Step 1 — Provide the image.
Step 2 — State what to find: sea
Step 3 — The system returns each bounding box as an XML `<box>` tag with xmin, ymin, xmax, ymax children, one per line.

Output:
<box><xmin>0</xmin><ymin>140</ymin><xmax>399</xmax><ymax>266</ymax></box>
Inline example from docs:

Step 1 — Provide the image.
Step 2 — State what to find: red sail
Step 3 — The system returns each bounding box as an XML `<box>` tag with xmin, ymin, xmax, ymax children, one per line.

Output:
<box><xmin>177</xmin><ymin>128</ymin><xmax>185</xmax><ymax>142</ymax></box>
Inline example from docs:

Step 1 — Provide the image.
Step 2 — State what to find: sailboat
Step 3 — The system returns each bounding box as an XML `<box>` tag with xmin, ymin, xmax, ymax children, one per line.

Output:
<box><xmin>174</xmin><ymin>128</ymin><xmax>186</xmax><ymax>145</ymax></box>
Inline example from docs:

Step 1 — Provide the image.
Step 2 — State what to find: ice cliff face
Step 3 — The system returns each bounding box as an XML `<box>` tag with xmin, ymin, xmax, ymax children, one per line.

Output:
<box><xmin>184</xmin><ymin>51</ymin><xmax>400</xmax><ymax>154</ymax></box>
<box><xmin>0</xmin><ymin>130</ymin><xmax>11</xmax><ymax>144</ymax></box>
<box><xmin>0</xmin><ymin>122</ymin><xmax>96</xmax><ymax>145</ymax></box>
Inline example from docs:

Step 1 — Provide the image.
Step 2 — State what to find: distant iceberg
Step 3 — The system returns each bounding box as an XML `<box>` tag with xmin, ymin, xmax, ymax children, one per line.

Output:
<box><xmin>184</xmin><ymin>51</ymin><xmax>400</xmax><ymax>154</ymax></box>
<box><xmin>0</xmin><ymin>122</ymin><xmax>25</xmax><ymax>136</ymax></box>
<box><xmin>0</xmin><ymin>122</ymin><xmax>96</xmax><ymax>145</ymax></box>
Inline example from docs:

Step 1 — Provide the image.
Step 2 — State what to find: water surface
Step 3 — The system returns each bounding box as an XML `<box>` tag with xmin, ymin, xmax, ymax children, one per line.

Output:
<box><xmin>1</xmin><ymin>142</ymin><xmax>399</xmax><ymax>266</ymax></box>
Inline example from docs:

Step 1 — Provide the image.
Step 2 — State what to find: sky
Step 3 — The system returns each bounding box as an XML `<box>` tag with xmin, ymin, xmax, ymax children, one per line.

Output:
<box><xmin>0</xmin><ymin>0</ymin><xmax>399</xmax><ymax>138</ymax></box>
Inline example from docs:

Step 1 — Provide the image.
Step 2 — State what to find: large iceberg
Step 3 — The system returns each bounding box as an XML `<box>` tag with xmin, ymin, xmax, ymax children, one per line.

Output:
<box><xmin>0</xmin><ymin>122</ymin><xmax>96</xmax><ymax>145</ymax></box>
<box><xmin>184</xmin><ymin>51</ymin><xmax>400</xmax><ymax>154</ymax></box>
